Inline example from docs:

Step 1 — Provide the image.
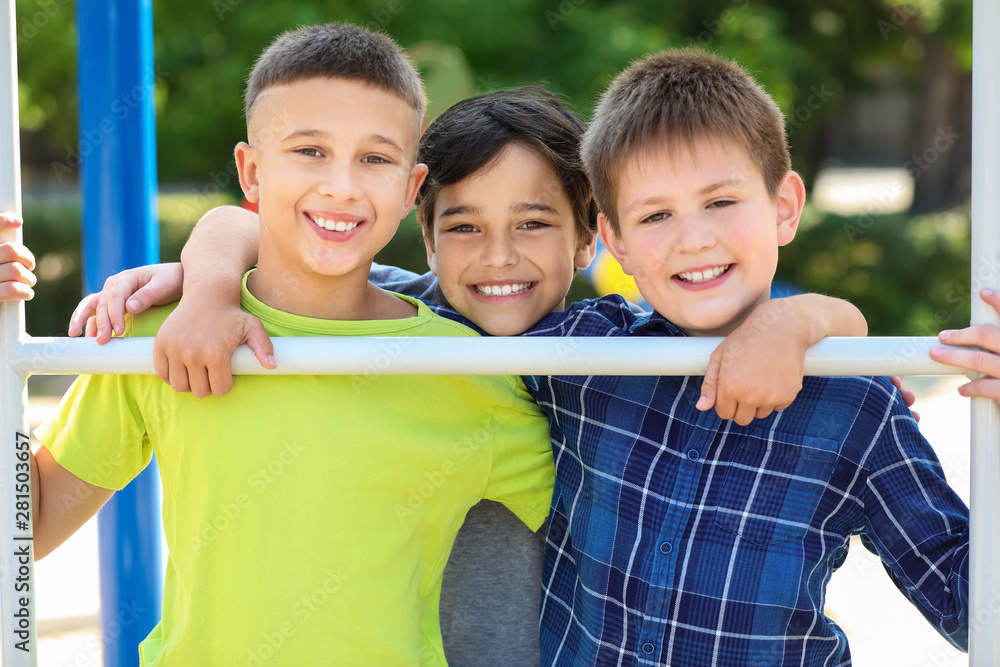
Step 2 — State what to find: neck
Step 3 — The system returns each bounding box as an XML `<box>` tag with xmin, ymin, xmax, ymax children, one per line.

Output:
<box><xmin>248</xmin><ymin>259</ymin><xmax>416</xmax><ymax>321</ymax></box>
<box><xmin>676</xmin><ymin>293</ymin><xmax>771</xmax><ymax>338</ymax></box>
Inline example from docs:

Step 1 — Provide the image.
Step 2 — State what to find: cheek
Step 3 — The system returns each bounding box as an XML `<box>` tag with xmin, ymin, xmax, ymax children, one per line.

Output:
<box><xmin>628</xmin><ymin>247</ymin><xmax>668</xmax><ymax>285</ymax></box>
<box><xmin>428</xmin><ymin>241</ymin><xmax>465</xmax><ymax>286</ymax></box>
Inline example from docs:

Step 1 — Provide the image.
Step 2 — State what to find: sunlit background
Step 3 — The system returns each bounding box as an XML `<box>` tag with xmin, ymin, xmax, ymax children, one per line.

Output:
<box><xmin>13</xmin><ymin>0</ymin><xmax>974</xmax><ymax>665</ymax></box>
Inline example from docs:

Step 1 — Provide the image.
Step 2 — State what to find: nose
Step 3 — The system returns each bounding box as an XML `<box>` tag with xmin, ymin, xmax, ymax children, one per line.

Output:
<box><xmin>671</xmin><ymin>213</ymin><xmax>715</xmax><ymax>254</ymax></box>
<box><xmin>317</xmin><ymin>160</ymin><xmax>363</xmax><ymax>202</ymax></box>
<box><xmin>481</xmin><ymin>230</ymin><xmax>518</xmax><ymax>269</ymax></box>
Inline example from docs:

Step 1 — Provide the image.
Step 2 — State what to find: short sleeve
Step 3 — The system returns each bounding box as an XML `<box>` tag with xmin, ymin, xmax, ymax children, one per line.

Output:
<box><xmin>34</xmin><ymin>373</ymin><xmax>152</xmax><ymax>491</ymax></box>
<box><xmin>483</xmin><ymin>380</ymin><xmax>555</xmax><ymax>531</ymax></box>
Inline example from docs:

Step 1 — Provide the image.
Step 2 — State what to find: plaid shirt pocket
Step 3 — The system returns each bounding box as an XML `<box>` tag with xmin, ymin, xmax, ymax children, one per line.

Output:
<box><xmin>712</xmin><ymin>435</ymin><xmax>839</xmax><ymax>546</ymax></box>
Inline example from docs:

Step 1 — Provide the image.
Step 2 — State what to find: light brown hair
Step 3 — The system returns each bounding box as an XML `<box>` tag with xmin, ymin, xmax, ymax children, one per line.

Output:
<box><xmin>582</xmin><ymin>48</ymin><xmax>790</xmax><ymax>233</ymax></box>
<box><xmin>244</xmin><ymin>23</ymin><xmax>424</xmax><ymax>142</ymax></box>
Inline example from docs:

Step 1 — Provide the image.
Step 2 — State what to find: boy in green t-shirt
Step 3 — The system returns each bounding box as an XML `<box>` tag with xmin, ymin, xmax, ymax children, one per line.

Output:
<box><xmin>27</xmin><ymin>23</ymin><xmax>555</xmax><ymax>666</ymax></box>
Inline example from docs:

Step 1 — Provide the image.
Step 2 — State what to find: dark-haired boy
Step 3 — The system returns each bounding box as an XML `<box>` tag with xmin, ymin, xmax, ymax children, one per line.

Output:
<box><xmin>29</xmin><ymin>24</ymin><xmax>554</xmax><ymax>665</ymax></box>
<box><xmin>521</xmin><ymin>49</ymin><xmax>971</xmax><ymax>665</ymax></box>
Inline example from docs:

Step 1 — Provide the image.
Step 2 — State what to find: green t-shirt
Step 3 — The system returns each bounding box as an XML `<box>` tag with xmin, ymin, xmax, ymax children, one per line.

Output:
<box><xmin>36</xmin><ymin>280</ymin><xmax>554</xmax><ymax>666</ymax></box>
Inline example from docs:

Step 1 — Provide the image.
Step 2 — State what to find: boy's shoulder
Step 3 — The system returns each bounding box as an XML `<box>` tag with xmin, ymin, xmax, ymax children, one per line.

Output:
<box><xmin>525</xmin><ymin>294</ymin><xmax>679</xmax><ymax>339</ymax></box>
<box><xmin>125</xmin><ymin>291</ymin><xmax>482</xmax><ymax>340</ymax></box>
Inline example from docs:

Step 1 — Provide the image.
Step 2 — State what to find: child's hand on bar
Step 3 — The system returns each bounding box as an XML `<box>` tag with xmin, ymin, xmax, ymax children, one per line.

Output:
<box><xmin>931</xmin><ymin>288</ymin><xmax>1000</xmax><ymax>406</ymax></box>
<box><xmin>0</xmin><ymin>212</ymin><xmax>36</xmax><ymax>303</ymax></box>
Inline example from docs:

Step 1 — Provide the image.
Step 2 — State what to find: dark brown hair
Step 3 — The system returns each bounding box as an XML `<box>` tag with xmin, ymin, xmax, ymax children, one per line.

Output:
<box><xmin>416</xmin><ymin>86</ymin><xmax>595</xmax><ymax>248</ymax></box>
<box><xmin>582</xmin><ymin>48</ymin><xmax>790</xmax><ymax>233</ymax></box>
<box><xmin>244</xmin><ymin>23</ymin><xmax>424</xmax><ymax>139</ymax></box>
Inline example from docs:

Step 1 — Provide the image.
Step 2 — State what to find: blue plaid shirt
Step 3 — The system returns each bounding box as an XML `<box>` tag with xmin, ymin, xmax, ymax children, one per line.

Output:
<box><xmin>519</xmin><ymin>295</ymin><xmax>969</xmax><ymax>666</ymax></box>
<box><xmin>371</xmin><ymin>265</ymin><xmax>970</xmax><ymax>666</ymax></box>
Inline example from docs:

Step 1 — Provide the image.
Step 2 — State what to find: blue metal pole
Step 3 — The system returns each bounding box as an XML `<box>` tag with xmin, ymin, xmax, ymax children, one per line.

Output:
<box><xmin>76</xmin><ymin>2</ymin><xmax>162</xmax><ymax>666</ymax></box>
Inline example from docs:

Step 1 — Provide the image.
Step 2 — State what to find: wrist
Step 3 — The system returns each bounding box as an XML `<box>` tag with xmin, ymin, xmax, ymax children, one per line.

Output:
<box><xmin>178</xmin><ymin>276</ymin><xmax>243</xmax><ymax>310</ymax></box>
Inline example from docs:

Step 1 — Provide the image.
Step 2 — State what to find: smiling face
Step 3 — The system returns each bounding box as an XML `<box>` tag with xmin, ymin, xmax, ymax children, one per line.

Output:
<box><xmin>600</xmin><ymin>136</ymin><xmax>804</xmax><ymax>337</ymax></box>
<box><xmin>236</xmin><ymin>77</ymin><xmax>426</xmax><ymax>307</ymax></box>
<box><xmin>426</xmin><ymin>142</ymin><xmax>595</xmax><ymax>336</ymax></box>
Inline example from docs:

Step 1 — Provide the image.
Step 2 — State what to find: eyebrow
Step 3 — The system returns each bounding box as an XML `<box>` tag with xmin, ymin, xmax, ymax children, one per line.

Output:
<box><xmin>438</xmin><ymin>204</ymin><xmax>483</xmax><ymax>219</ymax></box>
<box><xmin>510</xmin><ymin>201</ymin><xmax>559</xmax><ymax>216</ymax></box>
<box><xmin>624</xmin><ymin>178</ymin><xmax>748</xmax><ymax>213</ymax></box>
<box><xmin>281</xmin><ymin>130</ymin><xmax>405</xmax><ymax>154</ymax></box>
<box><xmin>438</xmin><ymin>201</ymin><xmax>560</xmax><ymax>220</ymax></box>
<box><xmin>698</xmin><ymin>177</ymin><xmax>745</xmax><ymax>196</ymax></box>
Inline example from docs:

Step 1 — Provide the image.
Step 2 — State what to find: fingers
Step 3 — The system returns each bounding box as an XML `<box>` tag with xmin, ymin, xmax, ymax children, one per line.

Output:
<box><xmin>153</xmin><ymin>342</ymin><xmax>171</xmax><ymax>386</ymax></box>
<box><xmin>977</xmin><ymin>287</ymin><xmax>1000</xmax><ymax>313</ymax></box>
<box><xmin>84</xmin><ymin>316</ymin><xmax>98</xmax><ymax>339</ymax></box>
<box><xmin>938</xmin><ymin>323</ymin><xmax>1000</xmax><ymax>357</ymax></box>
<box><xmin>206</xmin><ymin>367</ymin><xmax>235</xmax><ymax>398</ymax></box>
<box><xmin>698</xmin><ymin>349</ymin><xmax>721</xmax><ymax>411</ymax></box>
<box><xmin>94</xmin><ymin>286</ymin><xmax>114</xmax><ymax>344</ymax></box>
<box><xmin>69</xmin><ymin>293</ymin><xmax>101</xmax><ymax>337</ymax></box>
<box><xmin>0</xmin><ymin>240</ymin><xmax>36</xmax><ymax>271</ymax></box>
<box><xmin>126</xmin><ymin>283</ymin><xmax>164</xmax><ymax>314</ymax></box>
<box><xmin>0</xmin><ymin>242</ymin><xmax>38</xmax><ymax>303</ymax></box>
<box><xmin>931</xmin><ymin>345</ymin><xmax>1000</xmax><ymax>379</ymax></box>
<box><xmin>731</xmin><ymin>403</ymin><xmax>759</xmax><ymax>427</ymax></box>
<box><xmin>244</xmin><ymin>320</ymin><xmax>277</xmax><ymax>370</ymax></box>
<box><xmin>957</xmin><ymin>377</ymin><xmax>1000</xmax><ymax>402</ymax></box>
<box><xmin>0</xmin><ymin>277</ymin><xmax>35</xmax><ymax>302</ymax></box>
<box><xmin>0</xmin><ymin>211</ymin><xmax>23</xmax><ymax>233</ymax></box>
<box><xmin>187</xmin><ymin>366</ymin><xmax>215</xmax><ymax>400</ymax></box>
<box><xmin>167</xmin><ymin>362</ymin><xmax>192</xmax><ymax>395</ymax></box>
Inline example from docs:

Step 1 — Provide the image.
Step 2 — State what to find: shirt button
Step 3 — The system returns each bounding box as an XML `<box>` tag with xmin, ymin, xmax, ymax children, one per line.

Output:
<box><xmin>659</xmin><ymin>541</ymin><xmax>672</xmax><ymax>555</ymax></box>
<box><xmin>687</xmin><ymin>448</ymin><xmax>699</xmax><ymax>461</ymax></box>
<box><xmin>642</xmin><ymin>642</ymin><xmax>655</xmax><ymax>654</ymax></box>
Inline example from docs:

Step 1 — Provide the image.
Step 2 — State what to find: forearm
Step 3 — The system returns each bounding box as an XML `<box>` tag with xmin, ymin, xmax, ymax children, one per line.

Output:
<box><xmin>777</xmin><ymin>293</ymin><xmax>868</xmax><ymax>343</ymax></box>
<box><xmin>180</xmin><ymin>205</ymin><xmax>260</xmax><ymax>299</ymax></box>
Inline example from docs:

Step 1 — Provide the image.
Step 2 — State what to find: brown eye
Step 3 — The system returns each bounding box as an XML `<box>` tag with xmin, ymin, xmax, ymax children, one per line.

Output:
<box><xmin>519</xmin><ymin>220</ymin><xmax>549</xmax><ymax>230</ymax></box>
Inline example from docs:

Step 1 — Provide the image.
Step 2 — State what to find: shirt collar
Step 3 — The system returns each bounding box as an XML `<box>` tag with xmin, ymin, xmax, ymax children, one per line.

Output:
<box><xmin>629</xmin><ymin>310</ymin><xmax>687</xmax><ymax>337</ymax></box>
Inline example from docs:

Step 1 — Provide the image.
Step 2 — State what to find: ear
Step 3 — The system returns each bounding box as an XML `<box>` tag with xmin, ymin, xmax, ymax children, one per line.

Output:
<box><xmin>401</xmin><ymin>162</ymin><xmax>429</xmax><ymax>219</ymax></box>
<box><xmin>775</xmin><ymin>170</ymin><xmax>806</xmax><ymax>247</ymax></box>
<box><xmin>235</xmin><ymin>142</ymin><xmax>261</xmax><ymax>204</ymax></box>
<box><xmin>574</xmin><ymin>233</ymin><xmax>598</xmax><ymax>271</ymax></box>
<box><xmin>423</xmin><ymin>227</ymin><xmax>438</xmax><ymax>276</ymax></box>
<box><xmin>597</xmin><ymin>212</ymin><xmax>634</xmax><ymax>275</ymax></box>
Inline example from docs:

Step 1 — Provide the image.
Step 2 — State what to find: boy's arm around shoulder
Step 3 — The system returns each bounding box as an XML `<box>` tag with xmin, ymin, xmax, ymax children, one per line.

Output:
<box><xmin>700</xmin><ymin>293</ymin><xmax>867</xmax><ymax>425</ymax></box>
<box><xmin>155</xmin><ymin>205</ymin><xmax>275</xmax><ymax>398</ymax></box>
<box><xmin>857</xmin><ymin>378</ymin><xmax>969</xmax><ymax>649</ymax></box>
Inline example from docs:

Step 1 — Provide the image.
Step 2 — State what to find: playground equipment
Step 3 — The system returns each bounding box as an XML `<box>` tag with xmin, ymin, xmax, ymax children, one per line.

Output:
<box><xmin>1</xmin><ymin>2</ymin><xmax>998</xmax><ymax>666</ymax></box>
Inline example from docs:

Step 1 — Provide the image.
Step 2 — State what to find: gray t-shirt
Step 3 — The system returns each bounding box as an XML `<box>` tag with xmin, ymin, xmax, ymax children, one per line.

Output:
<box><xmin>370</xmin><ymin>262</ymin><xmax>544</xmax><ymax>666</ymax></box>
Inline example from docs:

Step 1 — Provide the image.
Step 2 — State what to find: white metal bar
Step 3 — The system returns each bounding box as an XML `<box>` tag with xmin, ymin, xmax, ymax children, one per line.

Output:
<box><xmin>970</xmin><ymin>0</ymin><xmax>1000</xmax><ymax>662</ymax></box>
<box><xmin>0</xmin><ymin>0</ymin><xmax>34</xmax><ymax>665</ymax></box>
<box><xmin>9</xmin><ymin>335</ymin><xmax>967</xmax><ymax>377</ymax></box>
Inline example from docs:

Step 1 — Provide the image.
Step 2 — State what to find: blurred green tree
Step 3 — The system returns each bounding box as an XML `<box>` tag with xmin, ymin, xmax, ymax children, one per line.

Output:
<box><xmin>11</xmin><ymin>0</ymin><xmax>974</xmax><ymax>336</ymax></box>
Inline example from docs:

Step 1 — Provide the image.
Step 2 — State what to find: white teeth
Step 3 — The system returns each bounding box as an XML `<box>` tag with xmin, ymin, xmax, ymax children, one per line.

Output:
<box><xmin>312</xmin><ymin>215</ymin><xmax>360</xmax><ymax>232</ymax></box>
<box><xmin>678</xmin><ymin>265</ymin><xmax>730</xmax><ymax>284</ymax></box>
<box><xmin>474</xmin><ymin>283</ymin><xmax>533</xmax><ymax>296</ymax></box>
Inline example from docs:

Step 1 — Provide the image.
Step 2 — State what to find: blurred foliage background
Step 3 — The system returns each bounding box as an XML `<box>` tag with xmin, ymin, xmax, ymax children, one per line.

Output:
<box><xmin>14</xmin><ymin>0</ymin><xmax>974</xmax><ymax>335</ymax></box>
